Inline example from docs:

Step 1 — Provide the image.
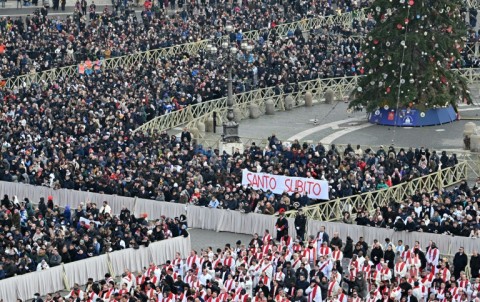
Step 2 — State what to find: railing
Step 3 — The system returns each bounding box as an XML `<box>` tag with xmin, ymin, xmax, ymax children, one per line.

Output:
<box><xmin>0</xmin><ymin>236</ymin><xmax>191</xmax><ymax>302</ymax></box>
<box><xmin>135</xmin><ymin>76</ymin><xmax>359</xmax><ymax>134</ymax></box>
<box><xmin>282</xmin><ymin>162</ymin><xmax>467</xmax><ymax>221</ymax></box>
<box><xmin>135</xmin><ymin>68</ymin><xmax>480</xmax><ymax>134</ymax></box>
<box><xmin>466</xmin><ymin>0</ymin><xmax>480</xmax><ymax>9</ymax></box>
<box><xmin>0</xmin><ymin>40</ymin><xmax>211</xmax><ymax>89</ymax></box>
<box><xmin>0</xmin><ymin>10</ymin><xmax>367</xmax><ymax>89</ymax></box>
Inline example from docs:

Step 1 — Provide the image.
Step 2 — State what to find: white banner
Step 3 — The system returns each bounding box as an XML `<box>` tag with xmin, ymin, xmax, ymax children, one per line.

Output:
<box><xmin>241</xmin><ymin>169</ymin><xmax>329</xmax><ymax>200</ymax></box>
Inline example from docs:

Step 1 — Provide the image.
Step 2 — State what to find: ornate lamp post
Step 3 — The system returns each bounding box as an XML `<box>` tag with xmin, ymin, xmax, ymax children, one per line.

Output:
<box><xmin>206</xmin><ymin>27</ymin><xmax>253</xmax><ymax>154</ymax></box>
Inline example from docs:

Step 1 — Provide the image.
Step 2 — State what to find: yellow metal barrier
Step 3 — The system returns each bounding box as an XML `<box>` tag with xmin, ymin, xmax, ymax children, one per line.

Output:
<box><xmin>282</xmin><ymin>162</ymin><xmax>467</xmax><ymax>221</ymax></box>
<box><xmin>135</xmin><ymin>69</ymin><xmax>480</xmax><ymax>134</ymax></box>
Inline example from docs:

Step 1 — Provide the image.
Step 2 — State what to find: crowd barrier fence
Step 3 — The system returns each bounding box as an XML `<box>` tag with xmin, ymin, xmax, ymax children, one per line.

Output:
<box><xmin>0</xmin><ymin>161</ymin><xmax>470</xmax><ymax>299</ymax></box>
<box><xmin>0</xmin><ymin>161</ymin><xmax>466</xmax><ymax>224</ymax></box>
<box><xmin>135</xmin><ymin>68</ymin><xmax>480</xmax><ymax>134</ymax></box>
<box><xmin>0</xmin><ymin>236</ymin><xmax>191</xmax><ymax>301</ymax></box>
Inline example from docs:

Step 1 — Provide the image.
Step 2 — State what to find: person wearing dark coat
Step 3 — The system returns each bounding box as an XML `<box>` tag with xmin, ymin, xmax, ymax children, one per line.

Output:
<box><xmin>294</xmin><ymin>274</ymin><xmax>309</xmax><ymax>294</ymax></box>
<box><xmin>254</xmin><ymin>280</ymin><xmax>270</xmax><ymax>297</ymax></box>
<box><xmin>394</xmin><ymin>217</ymin><xmax>406</xmax><ymax>231</ymax></box>
<box><xmin>405</xmin><ymin>217</ymin><xmax>418</xmax><ymax>232</ymax></box>
<box><xmin>370</xmin><ymin>243</ymin><xmax>384</xmax><ymax>266</ymax></box>
<box><xmin>330</xmin><ymin>232</ymin><xmax>343</xmax><ymax>249</ymax></box>
<box><xmin>38</xmin><ymin>197</ymin><xmax>47</xmax><ymax>216</ymax></box>
<box><xmin>453</xmin><ymin>247</ymin><xmax>469</xmax><ymax>279</ymax></box>
<box><xmin>384</xmin><ymin>245</ymin><xmax>396</xmax><ymax>270</ymax></box>
<box><xmin>275</xmin><ymin>209</ymin><xmax>289</xmax><ymax>241</ymax></box>
<box><xmin>470</xmin><ymin>250</ymin><xmax>480</xmax><ymax>278</ymax></box>
<box><xmin>319</xmin><ymin>276</ymin><xmax>328</xmax><ymax>300</ymax></box>
<box><xmin>294</xmin><ymin>209</ymin><xmax>307</xmax><ymax>240</ymax></box>
<box><xmin>180</xmin><ymin>128</ymin><xmax>192</xmax><ymax>143</ymax></box>
<box><xmin>343</xmin><ymin>236</ymin><xmax>354</xmax><ymax>259</ymax></box>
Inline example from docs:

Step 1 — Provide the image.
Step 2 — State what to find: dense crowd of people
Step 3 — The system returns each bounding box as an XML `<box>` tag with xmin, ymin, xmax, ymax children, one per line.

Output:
<box><xmin>0</xmin><ymin>0</ymin><xmax>368</xmax><ymax>77</ymax></box>
<box><xmin>20</xmin><ymin>229</ymin><xmax>480</xmax><ymax>302</ymax></box>
<box><xmin>0</xmin><ymin>1</ymin><xmax>476</xmax><ymax>214</ymax></box>
<box><xmin>351</xmin><ymin>178</ymin><xmax>480</xmax><ymax>238</ymax></box>
<box><xmin>0</xmin><ymin>194</ymin><xmax>188</xmax><ymax>280</ymax></box>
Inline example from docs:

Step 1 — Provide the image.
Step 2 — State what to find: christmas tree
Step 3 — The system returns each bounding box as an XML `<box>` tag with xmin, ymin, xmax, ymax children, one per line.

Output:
<box><xmin>349</xmin><ymin>0</ymin><xmax>472</xmax><ymax>113</ymax></box>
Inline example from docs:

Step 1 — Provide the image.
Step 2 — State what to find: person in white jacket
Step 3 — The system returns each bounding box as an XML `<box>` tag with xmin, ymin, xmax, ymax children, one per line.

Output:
<box><xmin>244</xmin><ymin>275</ymin><xmax>254</xmax><ymax>298</ymax></box>
<box><xmin>305</xmin><ymin>281</ymin><xmax>322</xmax><ymax>302</ymax></box>
<box><xmin>99</xmin><ymin>200</ymin><xmax>112</xmax><ymax>215</ymax></box>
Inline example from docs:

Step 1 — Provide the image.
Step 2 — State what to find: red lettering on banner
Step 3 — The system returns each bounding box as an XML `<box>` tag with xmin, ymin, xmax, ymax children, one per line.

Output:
<box><xmin>247</xmin><ymin>173</ymin><xmax>254</xmax><ymax>185</ymax></box>
<box><xmin>284</xmin><ymin>179</ymin><xmax>293</xmax><ymax>192</ymax></box>
<box><xmin>290</xmin><ymin>179</ymin><xmax>323</xmax><ymax>197</ymax></box>
<box><xmin>312</xmin><ymin>183</ymin><xmax>322</xmax><ymax>195</ymax></box>
<box><xmin>244</xmin><ymin>170</ymin><xmax>326</xmax><ymax>199</ymax></box>
<box><xmin>269</xmin><ymin>177</ymin><xmax>277</xmax><ymax>190</ymax></box>
<box><xmin>295</xmin><ymin>179</ymin><xmax>304</xmax><ymax>193</ymax></box>
<box><xmin>247</xmin><ymin>173</ymin><xmax>277</xmax><ymax>191</ymax></box>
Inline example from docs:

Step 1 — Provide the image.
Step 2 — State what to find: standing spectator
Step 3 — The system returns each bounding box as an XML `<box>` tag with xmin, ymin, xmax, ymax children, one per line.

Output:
<box><xmin>181</xmin><ymin>128</ymin><xmax>192</xmax><ymax>144</ymax></box>
<box><xmin>470</xmin><ymin>250</ymin><xmax>480</xmax><ymax>278</ymax></box>
<box><xmin>315</xmin><ymin>226</ymin><xmax>329</xmax><ymax>251</ymax></box>
<box><xmin>81</xmin><ymin>0</ymin><xmax>87</xmax><ymax>15</ymax></box>
<box><xmin>453</xmin><ymin>247</ymin><xmax>468</xmax><ymax>279</ymax></box>
<box><xmin>384</xmin><ymin>245</ymin><xmax>395</xmax><ymax>270</ymax></box>
<box><xmin>294</xmin><ymin>209</ymin><xmax>307</xmax><ymax>240</ymax></box>
<box><xmin>99</xmin><ymin>201</ymin><xmax>111</xmax><ymax>216</ymax></box>
<box><xmin>89</xmin><ymin>0</ymin><xmax>96</xmax><ymax>19</ymax></box>
<box><xmin>370</xmin><ymin>242</ymin><xmax>384</xmax><ymax>266</ymax></box>
<box><xmin>275</xmin><ymin>209</ymin><xmax>288</xmax><ymax>241</ymax></box>
<box><xmin>330</xmin><ymin>232</ymin><xmax>343</xmax><ymax>249</ymax></box>
<box><xmin>344</xmin><ymin>237</ymin><xmax>354</xmax><ymax>259</ymax></box>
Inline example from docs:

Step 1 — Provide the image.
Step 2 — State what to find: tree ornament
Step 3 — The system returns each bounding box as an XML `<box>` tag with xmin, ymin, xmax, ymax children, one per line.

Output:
<box><xmin>408</xmin><ymin>0</ymin><xmax>414</xmax><ymax>5</ymax></box>
<box><xmin>397</xmin><ymin>24</ymin><xmax>403</xmax><ymax>30</ymax></box>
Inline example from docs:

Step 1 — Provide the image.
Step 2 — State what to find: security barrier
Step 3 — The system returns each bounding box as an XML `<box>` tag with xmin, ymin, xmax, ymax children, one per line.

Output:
<box><xmin>135</xmin><ymin>68</ymin><xmax>480</xmax><ymax>134</ymax></box>
<box><xmin>0</xmin><ymin>236</ymin><xmax>191</xmax><ymax>301</ymax></box>
<box><xmin>0</xmin><ymin>161</ymin><xmax>471</xmax><ymax>299</ymax></box>
<box><xmin>281</xmin><ymin>162</ymin><xmax>467</xmax><ymax>221</ymax></box>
